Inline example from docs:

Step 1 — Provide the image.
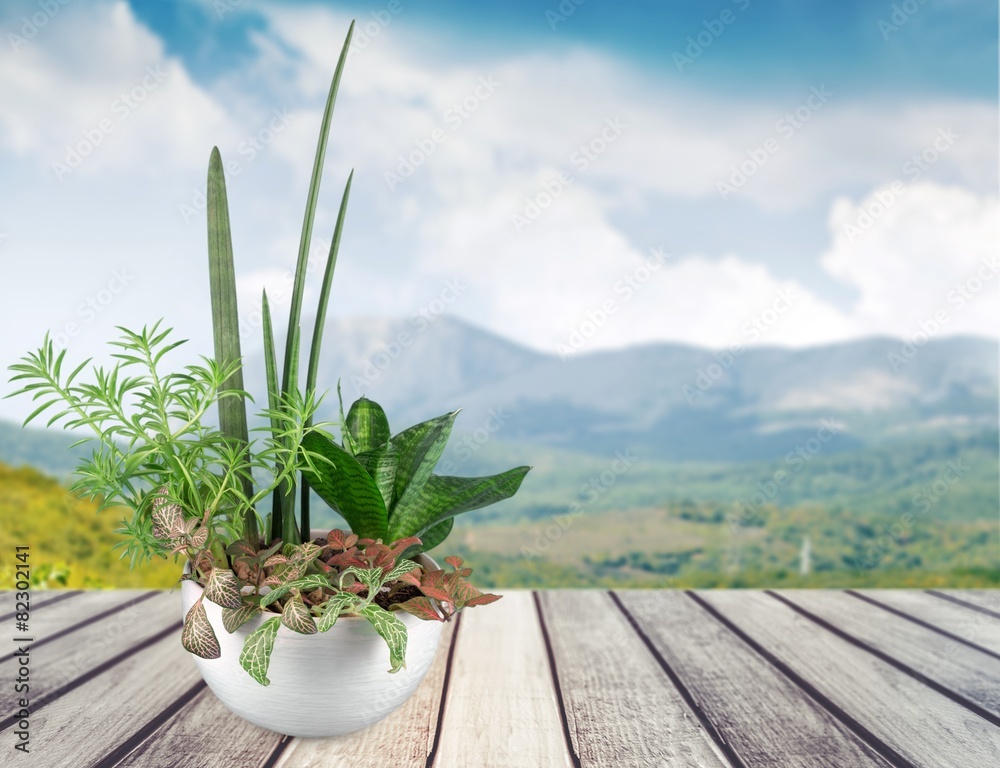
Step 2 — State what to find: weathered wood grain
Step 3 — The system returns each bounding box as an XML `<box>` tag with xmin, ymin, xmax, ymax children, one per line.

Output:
<box><xmin>431</xmin><ymin>591</ymin><xmax>573</xmax><ymax>768</ymax></box>
<box><xmin>0</xmin><ymin>589</ymin><xmax>81</xmax><ymax>622</ymax></box>
<box><xmin>538</xmin><ymin>591</ymin><xmax>730</xmax><ymax>767</ymax></box>
<box><xmin>780</xmin><ymin>590</ymin><xmax>1000</xmax><ymax>719</ymax></box>
<box><xmin>931</xmin><ymin>590</ymin><xmax>1000</xmax><ymax>616</ymax></box>
<box><xmin>275</xmin><ymin>621</ymin><xmax>457</xmax><ymax>768</ymax></box>
<box><xmin>851</xmin><ymin>590</ymin><xmax>1000</xmax><ymax>657</ymax></box>
<box><xmin>0</xmin><ymin>590</ymin><xmax>156</xmax><ymax>663</ymax></box>
<box><xmin>26</xmin><ymin>630</ymin><xmax>202</xmax><ymax>767</ymax></box>
<box><xmin>615</xmin><ymin>591</ymin><xmax>891</xmax><ymax>768</ymax></box>
<box><xmin>0</xmin><ymin>591</ymin><xmax>177</xmax><ymax>720</ymax></box>
<box><xmin>113</xmin><ymin>686</ymin><xmax>284</xmax><ymax>768</ymax></box>
<box><xmin>701</xmin><ymin>590</ymin><xmax>1000</xmax><ymax>767</ymax></box>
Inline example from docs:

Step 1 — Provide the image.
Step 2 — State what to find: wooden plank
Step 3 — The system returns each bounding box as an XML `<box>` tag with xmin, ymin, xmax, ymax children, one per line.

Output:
<box><xmin>615</xmin><ymin>591</ymin><xmax>891</xmax><ymax>768</ymax></box>
<box><xmin>538</xmin><ymin>591</ymin><xmax>729</xmax><ymax>767</ymax></box>
<box><xmin>781</xmin><ymin>591</ymin><xmax>1000</xmax><ymax>719</ymax></box>
<box><xmin>22</xmin><ymin>630</ymin><xmax>203</xmax><ymax>767</ymax></box>
<box><xmin>930</xmin><ymin>590</ymin><xmax>1000</xmax><ymax>616</ymax></box>
<box><xmin>113</xmin><ymin>686</ymin><xmax>283</xmax><ymax>768</ymax></box>
<box><xmin>276</xmin><ymin>621</ymin><xmax>457</xmax><ymax>768</ymax></box>
<box><xmin>852</xmin><ymin>590</ymin><xmax>1000</xmax><ymax>657</ymax></box>
<box><xmin>0</xmin><ymin>590</ymin><xmax>157</xmax><ymax>664</ymax></box>
<box><xmin>0</xmin><ymin>591</ymin><xmax>178</xmax><ymax>719</ymax></box>
<box><xmin>700</xmin><ymin>590</ymin><xmax>1000</xmax><ymax>768</ymax></box>
<box><xmin>431</xmin><ymin>591</ymin><xmax>573</xmax><ymax>768</ymax></box>
<box><xmin>0</xmin><ymin>590</ymin><xmax>82</xmax><ymax>622</ymax></box>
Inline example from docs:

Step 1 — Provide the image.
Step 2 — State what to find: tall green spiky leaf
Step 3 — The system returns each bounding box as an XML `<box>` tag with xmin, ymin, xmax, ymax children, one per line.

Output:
<box><xmin>389</xmin><ymin>411</ymin><xmax>459</xmax><ymax>517</ymax></box>
<box><xmin>345</xmin><ymin>397</ymin><xmax>390</xmax><ymax>454</ymax></box>
<box><xmin>389</xmin><ymin>466</ymin><xmax>531</xmax><ymax>540</ymax></box>
<box><xmin>300</xmin><ymin>431</ymin><xmax>388</xmax><ymax>540</ymax></box>
<box><xmin>281</xmin><ymin>21</ymin><xmax>354</xmax><ymax>399</ymax></box>
<box><xmin>305</xmin><ymin>172</ymin><xmax>353</xmax><ymax>397</ymax></box>
<box><xmin>261</xmin><ymin>291</ymin><xmax>286</xmax><ymax>542</ymax></box>
<box><xmin>207</xmin><ymin>146</ymin><xmax>258</xmax><ymax>548</ymax></box>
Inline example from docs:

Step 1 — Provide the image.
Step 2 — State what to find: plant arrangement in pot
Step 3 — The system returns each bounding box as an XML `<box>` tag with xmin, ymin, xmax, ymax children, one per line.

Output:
<box><xmin>6</xmin><ymin>21</ymin><xmax>529</xmax><ymax>738</ymax></box>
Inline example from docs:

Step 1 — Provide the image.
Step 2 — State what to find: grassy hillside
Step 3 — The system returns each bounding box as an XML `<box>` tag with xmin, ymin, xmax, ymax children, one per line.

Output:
<box><xmin>0</xmin><ymin>464</ymin><xmax>181</xmax><ymax>589</ymax></box>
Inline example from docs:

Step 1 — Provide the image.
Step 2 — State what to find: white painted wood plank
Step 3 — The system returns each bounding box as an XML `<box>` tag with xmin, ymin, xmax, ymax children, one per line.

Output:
<box><xmin>0</xmin><ymin>591</ymin><xmax>178</xmax><ymax>717</ymax></box>
<box><xmin>701</xmin><ymin>590</ymin><xmax>1000</xmax><ymax>768</ymax></box>
<box><xmin>782</xmin><ymin>590</ymin><xmax>1000</xmax><ymax>717</ymax></box>
<box><xmin>934</xmin><ymin>589</ymin><xmax>1000</xmax><ymax>614</ymax></box>
<box><xmin>115</xmin><ymin>686</ymin><xmax>283</xmax><ymax>768</ymax></box>
<box><xmin>25</xmin><ymin>630</ymin><xmax>202</xmax><ymax>767</ymax></box>
<box><xmin>854</xmin><ymin>590</ymin><xmax>1000</xmax><ymax>656</ymax></box>
<box><xmin>616</xmin><ymin>591</ymin><xmax>891</xmax><ymax>768</ymax></box>
<box><xmin>277</xmin><ymin>621</ymin><xmax>456</xmax><ymax>768</ymax></box>
<box><xmin>432</xmin><ymin>591</ymin><xmax>573</xmax><ymax>768</ymax></box>
<box><xmin>539</xmin><ymin>591</ymin><xmax>730</xmax><ymax>767</ymax></box>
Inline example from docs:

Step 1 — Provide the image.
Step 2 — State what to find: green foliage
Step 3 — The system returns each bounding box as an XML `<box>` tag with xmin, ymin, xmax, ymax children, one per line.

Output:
<box><xmin>216</xmin><ymin>529</ymin><xmax>497</xmax><ymax>684</ymax></box>
<box><xmin>303</xmin><ymin>402</ymin><xmax>530</xmax><ymax>554</ymax></box>
<box><xmin>7</xmin><ymin>326</ymin><xmax>323</xmax><ymax>571</ymax></box>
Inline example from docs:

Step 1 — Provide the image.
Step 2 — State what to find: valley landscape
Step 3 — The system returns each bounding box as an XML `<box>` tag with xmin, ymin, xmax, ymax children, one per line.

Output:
<box><xmin>2</xmin><ymin>316</ymin><xmax>996</xmax><ymax>589</ymax></box>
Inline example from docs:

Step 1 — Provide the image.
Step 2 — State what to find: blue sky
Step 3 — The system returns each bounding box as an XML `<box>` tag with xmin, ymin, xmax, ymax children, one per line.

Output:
<box><xmin>0</xmin><ymin>0</ymin><xmax>997</xmax><ymax>421</ymax></box>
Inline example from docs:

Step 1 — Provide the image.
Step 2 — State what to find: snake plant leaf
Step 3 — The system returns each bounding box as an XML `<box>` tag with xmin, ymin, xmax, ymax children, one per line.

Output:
<box><xmin>389</xmin><ymin>466</ymin><xmax>531</xmax><ymax>541</ymax></box>
<box><xmin>182</xmin><ymin>598</ymin><xmax>221</xmax><ymax>659</ymax></box>
<box><xmin>359</xmin><ymin>603</ymin><xmax>408</xmax><ymax>673</ymax></box>
<box><xmin>261</xmin><ymin>291</ymin><xmax>287</xmax><ymax>542</ymax></box>
<box><xmin>389</xmin><ymin>411</ymin><xmax>459</xmax><ymax>517</ymax></box>
<box><xmin>221</xmin><ymin>602</ymin><xmax>259</xmax><ymax>634</ymax></box>
<box><xmin>300</xmin><ymin>431</ymin><xmax>389</xmax><ymax>540</ymax></box>
<box><xmin>355</xmin><ymin>443</ymin><xmax>398</xmax><ymax>511</ymax></box>
<box><xmin>240</xmin><ymin>616</ymin><xmax>281</xmax><ymax>685</ymax></box>
<box><xmin>345</xmin><ymin>397</ymin><xmax>391</xmax><ymax>454</ymax></box>
<box><xmin>281</xmin><ymin>595</ymin><xmax>318</xmax><ymax>635</ymax></box>
<box><xmin>305</xmin><ymin>171</ymin><xmax>353</xmax><ymax>397</ymax></box>
<box><xmin>206</xmin><ymin>146</ymin><xmax>257</xmax><ymax>547</ymax></box>
<box><xmin>401</xmin><ymin>517</ymin><xmax>453</xmax><ymax>558</ymax></box>
<box><xmin>281</xmin><ymin>20</ymin><xmax>354</xmax><ymax>400</ymax></box>
<box><xmin>204</xmin><ymin>567</ymin><xmax>244</xmax><ymax>609</ymax></box>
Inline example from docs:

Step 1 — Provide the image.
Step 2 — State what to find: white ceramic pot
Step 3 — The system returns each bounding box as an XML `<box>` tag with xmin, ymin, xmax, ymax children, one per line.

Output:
<box><xmin>179</xmin><ymin>544</ymin><xmax>444</xmax><ymax>737</ymax></box>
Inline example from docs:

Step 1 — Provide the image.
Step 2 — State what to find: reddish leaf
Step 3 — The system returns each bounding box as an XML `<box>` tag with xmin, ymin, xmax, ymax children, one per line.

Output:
<box><xmin>182</xmin><ymin>598</ymin><xmax>221</xmax><ymax>659</ymax></box>
<box><xmin>395</xmin><ymin>596</ymin><xmax>445</xmax><ymax>622</ymax></box>
<box><xmin>444</xmin><ymin>555</ymin><xmax>463</xmax><ymax>570</ymax></box>
<box><xmin>464</xmin><ymin>593</ymin><xmax>502</xmax><ymax>607</ymax></box>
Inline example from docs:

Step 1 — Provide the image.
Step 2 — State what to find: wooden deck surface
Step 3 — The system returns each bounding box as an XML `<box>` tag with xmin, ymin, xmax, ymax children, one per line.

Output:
<box><xmin>2</xmin><ymin>589</ymin><xmax>999</xmax><ymax>767</ymax></box>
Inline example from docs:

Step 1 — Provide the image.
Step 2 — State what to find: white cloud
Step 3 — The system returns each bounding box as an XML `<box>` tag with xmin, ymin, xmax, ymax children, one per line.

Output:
<box><xmin>823</xmin><ymin>182</ymin><xmax>999</xmax><ymax>339</ymax></box>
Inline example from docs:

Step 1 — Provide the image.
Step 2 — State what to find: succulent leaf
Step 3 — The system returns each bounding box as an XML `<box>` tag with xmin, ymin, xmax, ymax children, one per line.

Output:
<box><xmin>300</xmin><ymin>431</ymin><xmax>388</xmax><ymax>540</ymax></box>
<box><xmin>345</xmin><ymin>397</ymin><xmax>391</xmax><ymax>453</ymax></box>
<box><xmin>355</xmin><ymin>443</ymin><xmax>398</xmax><ymax>511</ymax></box>
<box><xmin>389</xmin><ymin>466</ymin><xmax>530</xmax><ymax>541</ymax></box>
<box><xmin>389</xmin><ymin>411</ymin><xmax>459</xmax><ymax>516</ymax></box>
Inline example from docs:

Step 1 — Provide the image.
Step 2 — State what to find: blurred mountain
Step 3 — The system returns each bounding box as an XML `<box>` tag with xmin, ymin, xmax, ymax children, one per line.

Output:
<box><xmin>247</xmin><ymin>316</ymin><xmax>997</xmax><ymax>462</ymax></box>
<box><xmin>3</xmin><ymin>317</ymin><xmax>996</xmax><ymax>475</ymax></box>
